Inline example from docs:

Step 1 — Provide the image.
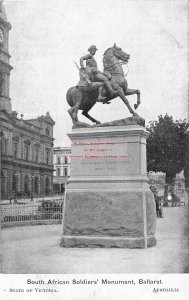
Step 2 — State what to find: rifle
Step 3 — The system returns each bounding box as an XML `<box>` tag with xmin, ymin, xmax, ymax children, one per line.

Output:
<box><xmin>73</xmin><ymin>60</ymin><xmax>92</xmax><ymax>85</ymax></box>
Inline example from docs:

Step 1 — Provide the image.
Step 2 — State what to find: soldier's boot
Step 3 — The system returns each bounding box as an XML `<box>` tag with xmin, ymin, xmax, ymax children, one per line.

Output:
<box><xmin>104</xmin><ymin>81</ymin><xmax>118</xmax><ymax>97</ymax></box>
<box><xmin>97</xmin><ymin>85</ymin><xmax>106</xmax><ymax>102</ymax></box>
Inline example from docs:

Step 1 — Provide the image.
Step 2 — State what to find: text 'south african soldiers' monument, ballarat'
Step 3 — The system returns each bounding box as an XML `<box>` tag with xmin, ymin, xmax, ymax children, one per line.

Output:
<box><xmin>60</xmin><ymin>44</ymin><xmax>156</xmax><ymax>248</ymax></box>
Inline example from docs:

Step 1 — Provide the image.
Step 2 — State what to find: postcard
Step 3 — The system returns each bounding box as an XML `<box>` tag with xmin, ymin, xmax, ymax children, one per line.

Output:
<box><xmin>0</xmin><ymin>0</ymin><xmax>188</xmax><ymax>299</ymax></box>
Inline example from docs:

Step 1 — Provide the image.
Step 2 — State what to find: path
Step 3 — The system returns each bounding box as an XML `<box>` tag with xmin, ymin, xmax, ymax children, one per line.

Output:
<box><xmin>1</xmin><ymin>206</ymin><xmax>188</xmax><ymax>273</ymax></box>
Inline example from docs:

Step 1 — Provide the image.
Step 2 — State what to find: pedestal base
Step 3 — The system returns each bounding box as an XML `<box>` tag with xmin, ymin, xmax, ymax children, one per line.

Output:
<box><xmin>60</xmin><ymin>125</ymin><xmax>157</xmax><ymax>249</ymax></box>
<box><xmin>60</xmin><ymin>235</ymin><xmax>156</xmax><ymax>249</ymax></box>
<box><xmin>61</xmin><ymin>190</ymin><xmax>156</xmax><ymax>249</ymax></box>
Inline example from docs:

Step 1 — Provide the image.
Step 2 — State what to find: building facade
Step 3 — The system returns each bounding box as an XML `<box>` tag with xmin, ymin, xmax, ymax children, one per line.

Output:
<box><xmin>53</xmin><ymin>147</ymin><xmax>71</xmax><ymax>193</ymax></box>
<box><xmin>0</xmin><ymin>3</ymin><xmax>55</xmax><ymax>200</ymax></box>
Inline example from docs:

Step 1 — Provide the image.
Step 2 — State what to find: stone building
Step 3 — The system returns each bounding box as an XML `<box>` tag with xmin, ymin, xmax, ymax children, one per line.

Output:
<box><xmin>53</xmin><ymin>147</ymin><xmax>71</xmax><ymax>193</ymax></box>
<box><xmin>0</xmin><ymin>3</ymin><xmax>55</xmax><ymax>200</ymax></box>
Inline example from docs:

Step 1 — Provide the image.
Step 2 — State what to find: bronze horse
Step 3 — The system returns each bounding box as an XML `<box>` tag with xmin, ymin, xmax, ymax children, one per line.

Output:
<box><xmin>66</xmin><ymin>44</ymin><xmax>141</xmax><ymax>125</ymax></box>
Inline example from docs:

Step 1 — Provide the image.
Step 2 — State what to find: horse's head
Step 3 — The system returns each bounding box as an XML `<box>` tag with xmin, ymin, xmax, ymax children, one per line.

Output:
<box><xmin>112</xmin><ymin>43</ymin><xmax>130</xmax><ymax>63</ymax></box>
<box><xmin>103</xmin><ymin>44</ymin><xmax>130</xmax><ymax>75</ymax></box>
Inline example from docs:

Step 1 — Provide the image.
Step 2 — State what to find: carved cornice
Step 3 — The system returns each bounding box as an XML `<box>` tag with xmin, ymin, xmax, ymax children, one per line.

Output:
<box><xmin>0</xmin><ymin>58</ymin><xmax>13</xmax><ymax>71</ymax></box>
<box><xmin>0</xmin><ymin>95</ymin><xmax>11</xmax><ymax>100</ymax></box>
<box><xmin>0</xmin><ymin>48</ymin><xmax>11</xmax><ymax>58</ymax></box>
<box><xmin>0</xmin><ymin>18</ymin><xmax>11</xmax><ymax>30</ymax></box>
<box><xmin>68</xmin><ymin>125</ymin><xmax>149</xmax><ymax>139</ymax></box>
<box><xmin>1</xmin><ymin>155</ymin><xmax>54</xmax><ymax>171</ymax></box>
<box><xmin>0</xmin><ymin>108</ymin><xmax>14</xmax><ymax>123</ymax></box>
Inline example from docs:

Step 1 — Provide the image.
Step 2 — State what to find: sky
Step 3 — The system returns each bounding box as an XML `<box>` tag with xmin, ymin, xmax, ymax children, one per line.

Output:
<box><xmin>4</xmin><ymin>0</ymin><xmax>189</xmax><ymax>146</ymax></box>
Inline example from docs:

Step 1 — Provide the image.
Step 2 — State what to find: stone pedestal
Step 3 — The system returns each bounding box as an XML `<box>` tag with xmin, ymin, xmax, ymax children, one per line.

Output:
<box><xmin>60</xmin><ymin>125</ymin><xmax>156</xmax><ymax>248</ymax></box>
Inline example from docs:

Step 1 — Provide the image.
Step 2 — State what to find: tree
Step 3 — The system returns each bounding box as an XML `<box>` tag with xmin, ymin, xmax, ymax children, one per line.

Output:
<box><xmin>147</xmin><ymin>114</ymin><xmax>188</xmax><ymax>204</ymax></box>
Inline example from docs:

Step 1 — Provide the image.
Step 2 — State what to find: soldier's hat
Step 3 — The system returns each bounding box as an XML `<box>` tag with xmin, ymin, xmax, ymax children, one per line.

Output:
<box><xmin>88</xmin><ymin>45</ymin><xmax>98</xmax><ymax>52</ymax></box>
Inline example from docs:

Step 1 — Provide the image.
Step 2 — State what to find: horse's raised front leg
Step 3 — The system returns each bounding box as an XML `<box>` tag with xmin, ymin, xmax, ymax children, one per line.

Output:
<box><xmin>125</xmin><ymin>88</ymin><xmax>141</xmax><ymax>110</ymax></box>
<box><xmin>117</xmin><ymin>87</ymin><xmax>136</xmax><ymax>116</ymax></box>
<box><xmin>82</xmin><ymin>110</ymin><xmax>101</xmax><ymax>124</ymax></box>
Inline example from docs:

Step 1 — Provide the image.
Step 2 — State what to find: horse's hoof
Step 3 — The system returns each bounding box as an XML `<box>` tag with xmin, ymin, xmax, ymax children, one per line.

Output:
<box><xmin>98</xmin><ymin>96</ymin><xmax>106</xmax><ymax>102</ymax></box>
<box><xmin>134</xmin><ymin>104</ymin><xmax>138</xmax><ymax>110</ymax></box>
<box><xmin>95</xmin><ymin>121</ymin><xmax>101</xmax><ymax>125</ymax></box>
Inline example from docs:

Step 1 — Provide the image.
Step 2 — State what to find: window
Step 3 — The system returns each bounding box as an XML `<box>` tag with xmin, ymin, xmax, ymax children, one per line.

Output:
<box><xmin>34</xmin><ymin>177</ymin><xmax>39</xmax><ymax>194</ymax></box>
<box><xmin>24</xmin><ymin>175</ymin><xmax>30</xmax><ymax>194</ymax></box>
<box><xmin>45</xmin><ymin>177</ymin><xmax>50</xmax><ymax>196</ymax></box>
<box><xmin>24</xmin><ymin>144</ymin><xmax>29</xmax><ymax>161</ymax></box>
<box><xmin>1</xmin><ymin>170</ymin><xmax>7</xmax><ymax>198</ymax></box>
<box><xmin>64</xmin><ymin>168</ymin><xmax>68</xmax><ymax>176</ymax></box>
<box><xmin>0</xmin><ymin>70</ymin><xmax>4</xmax><ymax>96</ymax></box>
<box><xmin>35</xmin><ymin>147</ymin><xmax>39</xmax><ymax>163</ymax></box>
<box><xmin>12</xmin><ymin>173</ymin><xmax>17</xmax><ymax>193</ymax></box>
<box><xmin>13</xmin><ymin>142</ymin><xmax>18</xmax><ymax>158</ymax></box>
<box><xmin>57</xmin><ymin>156</ymin><xmax>60</xmax><ymax>164</ymax></box>
<box><xmin>1</xmin><ymin>138</ymin><xmax>7</xmax><ymax>155</ymax></box>
<box><xmin>45</xmin><ymin>128</ymin><xmax>50</xmax><ymax>136</ymax></box>
<box><xmin>46</xmin><ymin>150</ymin><xmax>50</xmax><ymax>164</ymax></box>
<box><xmin>56</xmin><ymin>168</ymin><xmax>60</xmax><ymax>177</ymax></box>
<box><xmin>64</xmin><ymin>156</ymin><xmax>68</xmax><ymax>164</ymax></box>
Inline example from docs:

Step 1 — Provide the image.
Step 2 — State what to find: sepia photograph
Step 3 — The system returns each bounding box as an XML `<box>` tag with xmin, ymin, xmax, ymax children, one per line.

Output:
<box><xmin>0</xmin><ymin>0</ymin><xmax>189</xmax><ymax>299</ymax></box>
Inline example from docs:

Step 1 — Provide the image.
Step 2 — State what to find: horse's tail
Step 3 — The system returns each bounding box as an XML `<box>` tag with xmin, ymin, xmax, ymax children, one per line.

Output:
<box><xmin>66</xmin><ymin>86</ymin><xmax>75</xmax><ymax>107</ymax></box>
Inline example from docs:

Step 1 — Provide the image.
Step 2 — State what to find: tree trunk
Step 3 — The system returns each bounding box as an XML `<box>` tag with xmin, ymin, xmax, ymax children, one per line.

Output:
<box><xmin>164</xmin><ymin>184</ymin><xmax>169</xmax><ymax>206</ymax></box>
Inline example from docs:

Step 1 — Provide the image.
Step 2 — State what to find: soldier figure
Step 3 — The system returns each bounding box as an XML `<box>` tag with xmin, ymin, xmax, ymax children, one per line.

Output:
<box><xmin>77</xmin><ymin>45</ymin><xmax>117</xmax><ymax>102</ymax></box>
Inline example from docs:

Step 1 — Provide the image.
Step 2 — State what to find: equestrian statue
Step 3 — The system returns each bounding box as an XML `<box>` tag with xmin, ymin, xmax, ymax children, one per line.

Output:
<box><xmin>67</xmin><ymin>44</ymin><xmax>143</xmax><ymax>126</ymax></box>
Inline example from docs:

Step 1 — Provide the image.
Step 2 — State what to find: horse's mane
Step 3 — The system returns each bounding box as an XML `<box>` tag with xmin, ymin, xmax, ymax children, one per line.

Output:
<box><xmin>103</xmin><ymin>47</ymin><xmax>113</xmax><ymax>56</ymax></box>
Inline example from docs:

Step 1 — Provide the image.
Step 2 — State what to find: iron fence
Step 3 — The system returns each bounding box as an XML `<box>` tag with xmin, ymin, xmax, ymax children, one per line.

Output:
<box><xmin>1</xmin><ymin>200</ymin><xmax>63</xmax><ymax>225</ymax></box>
